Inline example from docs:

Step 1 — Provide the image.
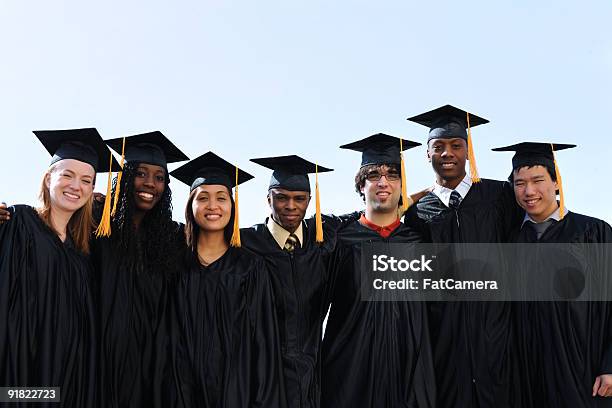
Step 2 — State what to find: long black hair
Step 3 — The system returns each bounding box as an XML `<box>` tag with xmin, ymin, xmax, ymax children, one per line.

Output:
<box><xmin>110</xmin><ymin>161</ymin><xmax>183</xmax><ymax>278</ymax></box>
<box><xmin>183</xmin><ymin>186</ymin><xmax>236</xmax><ymax>254</ymax></box>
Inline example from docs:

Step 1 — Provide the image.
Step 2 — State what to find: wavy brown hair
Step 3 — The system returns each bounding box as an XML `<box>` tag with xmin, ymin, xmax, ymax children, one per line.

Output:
<box><xmin>37</xmin><ymin>163</ymin><xmax>96</xmax><ymax>254</ymax></box>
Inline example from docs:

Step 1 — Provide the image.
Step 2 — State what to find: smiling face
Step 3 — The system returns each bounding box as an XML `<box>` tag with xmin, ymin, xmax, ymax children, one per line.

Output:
<box><xmin>132</xmin><ymin>163</ymin><xmax>167</xmax><ymax>212</ymax></box>
<box><xmin>512</xmin><ymin>165</ymin><xmax>559</xmax><ymax>222</ymax></box>
<box><xmin>427</xmin><ymin>138</ymin><xmax>468</xmax><ymax>187</ymax></box>
<box><xmin>191</xmin><ymin>184</ymin><xmax>233</xmax><ymax>232</ymax></box>
<box><xmin>268</xmin><ymin>188</ymin><xmax>310</xmax><ymax>233</ymax></box>
<box><xmin>46</xmin><ymin>159</ymin><xmax>95</xmax><ymax>214</ymax></box>
<box><xmin>360</xmin><ymin>164</ymin><xmax>401</xmax><ymax>214</ymax></box>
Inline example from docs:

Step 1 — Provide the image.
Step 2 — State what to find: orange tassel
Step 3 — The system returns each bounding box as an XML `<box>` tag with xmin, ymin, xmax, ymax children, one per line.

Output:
<box><xmin>550</xmin><ymin>143</ymin><xmax>565</xmax><ymax>219</ymax></box>
<box><xmin>315</xmin><ymin>164</ymin><xmax>323</xmax><ymax>243</ymax></box>
<box><xmin>230</xmin><ymin>166</ymin><xmax>241</xmax><ymax>247</ymax></box>
<box><xmin>111</xmin><ymin>137</ymin><xmax>126</xmax><ymax>217</ymax></box>
<box><xmin>95</xmin><ymin>151</ymin><xmax>114</xmax><ymax>237</ymax></box>
<box><xmin>400</xmin><ymin>138</ymin><xmax>412</xmax><ymax>213</ymax></box>
<box><xmin>466</xmin><ymin>112</ymin><xmax>481</xmax><ymax>183</ymax></box>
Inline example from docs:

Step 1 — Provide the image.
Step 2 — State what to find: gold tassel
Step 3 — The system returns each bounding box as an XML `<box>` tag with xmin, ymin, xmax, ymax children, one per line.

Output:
<box><xmin>230</xmin><ymin>166</ymin><xmax>241</xmax><ymax>247</ymax></box>
<box><xmin>315</xmin><ymin>164</ymin><xmax>323</xmax><ymax>243</ymax></box>
<box><xmin>95</xmin><ymin>151</ymin><xmax>114</xmax><ymax>237</ymax></box>
<box><xmin>111</xmin><ymin>137</ymin><xmax>126</xmax><ymax>217</ymax></box>
<box><xmin>399</xmin><ymin>138</ymin><xmax>412</xmax><ymax>214</ymax></box>
<box><xmin>466</xmin><ymin>112</ymin><xmax>481</xmax><ymax>183</ymax></box>
<box><xmin>550</xmin><ymin>143</ymin><xmax>565</xmax><ymax>220</ymax></box>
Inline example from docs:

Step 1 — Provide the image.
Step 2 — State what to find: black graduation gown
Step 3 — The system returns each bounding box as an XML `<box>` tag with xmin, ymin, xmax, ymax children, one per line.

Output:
<box><xmin>167</xmin><ymin>247</ymin><xmax>285</xmax><ymax>408</ymax></box>
<box><xmin>92</xmin><ymin>224</ymin><xmax>183</xmax><ymax>408</ymax></box>
<box><xmin>403</xmin><ymin>179</ymin><xmax>522</xmax><ymax>408</ymax></box>
<box><xmin>511</xmin><ymin>211</ymin><xmax>612</xmax><ymax>408</ymax></box>
<box><xmin>321</xmin><ymin>220</ymin><xmax>436</xmax><ymax>408</ymax></box>
<box><xmin>240</xmin><ymin>216</ymin><xmax>340</xmax><ymax>408</ymax></box>
<box><xmin>0</xmin><ymin>205</ymin><xmax>97</xmax><ymax>408</ymax></box>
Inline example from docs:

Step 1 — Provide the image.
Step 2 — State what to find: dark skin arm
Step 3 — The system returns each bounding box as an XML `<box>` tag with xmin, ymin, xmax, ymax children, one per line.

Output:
<box><xmin>396</xmin><ymin>186</ymin><xmax>434</xmax><ymax>218</ymax></box>
<box><xmin>0</xmin><ymin>202</ymin><xmax>9</xmax><ymax>223</ymax></box>
<box><xmin>410</xmin><ymin>186</ymin><xmax>433</xmax><ymax>204</ymax></box>
<box><xmin>94</xmin><ymin>192</ymin><xmax>106</xmax><ymax>203</ymax></box>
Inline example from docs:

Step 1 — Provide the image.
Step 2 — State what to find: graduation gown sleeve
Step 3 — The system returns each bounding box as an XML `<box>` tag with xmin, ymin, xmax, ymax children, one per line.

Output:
<box><xmin>234</xmin><ymin>256</ymin><xmax>285</xmax><ymax>407</ymax></box>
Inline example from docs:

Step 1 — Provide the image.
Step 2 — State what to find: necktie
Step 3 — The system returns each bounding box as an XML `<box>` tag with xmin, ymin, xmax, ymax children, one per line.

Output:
<box><xmin>448</xmin><ymin>190</ymin><xmax>462</xmax><ymax>209</ymax></box>
<box><xmin>284</xmin><ymin>234</ymin><xmax>300</xmax><ymax>252</ymax></box>
<box><xmin>526</xmin><ymin>219</ymin><xmax>556</xmax><ymax>240</ymax></box>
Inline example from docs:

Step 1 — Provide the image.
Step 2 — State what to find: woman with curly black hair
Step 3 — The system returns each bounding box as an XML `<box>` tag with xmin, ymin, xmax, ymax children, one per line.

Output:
<box><xmin>91</xmin><ymin>131</ymin><xmax>189</xmax><ymax>408</ymax></box>
<box><xmin>166</xmin><ymin>152</ymin><xmax>286</xmax><ymax>408</ymax></box>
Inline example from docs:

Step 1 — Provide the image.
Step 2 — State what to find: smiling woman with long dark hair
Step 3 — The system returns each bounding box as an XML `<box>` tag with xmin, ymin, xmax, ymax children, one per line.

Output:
<box><xmin>91</xmin><ymin>131</ymin><xmax>189</xmax><ymax>408</ymax></box>
<box><xmin>166</xmin><ymin>151</ymin><xmax>286</xmax><ymax>408</ymax></box>
<box><xmin>106</xmin><ymin>160</ymin><xmax>177</xmax><ymax>275</ymax></box>
<box><xmin>0</xmin><ymin>128</ymin><xmax>118</xmax><ymax>407</ymax></box>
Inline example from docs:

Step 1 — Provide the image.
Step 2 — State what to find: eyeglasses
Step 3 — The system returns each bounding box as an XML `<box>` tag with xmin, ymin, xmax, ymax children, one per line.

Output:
<box><xmin>365</xmin><ymin>171</ymin><xmax>400</xmax><ymax>182</ymax></box>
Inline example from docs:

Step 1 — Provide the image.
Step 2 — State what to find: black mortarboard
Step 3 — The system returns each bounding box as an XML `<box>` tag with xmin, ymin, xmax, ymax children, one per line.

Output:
<box><xmin>171</xmin><ymin>151</ymin><xmax>254</xmax><ymax>192</ymax></box>
<box><xmin>250</xmin><ymin>155</ymin><xmax>333</xmax><ymax>192</ymax></box>
<box><xmin>491</xmin><ymin>142</ymin><xmax>576</xmax><ymax>170</ymax></box>
<box><xmin>339</xmin><ymin>133</ymin><xmax>421</xmax><ymax>167</ymax></box>
<box><xmin>34</xmin><ymin>128</ymin><xmax>120</xmax><ymax>172</ymax></box>
<box><xmin>407</xmin><ymin>104</ymin><xmax>489</xmax><ymax>142</ymax></box>
<box><xmin>105</xmin><ymin>131</ymin><xmax>189</xmax><ymax>170</ymax></box>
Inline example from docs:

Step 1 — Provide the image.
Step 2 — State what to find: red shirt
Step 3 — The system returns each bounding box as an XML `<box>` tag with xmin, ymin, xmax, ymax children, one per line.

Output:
<box><xmin>359</xmin><ymin>214</ymin><xmax>401</xmax><ymax>238</ymax></box>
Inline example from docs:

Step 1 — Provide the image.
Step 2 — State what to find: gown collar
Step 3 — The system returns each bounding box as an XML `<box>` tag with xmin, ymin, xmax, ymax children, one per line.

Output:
<box><xmin>358</xmin><ymin>214</ymin><xmax>401</xmax><ymax>238</ymax></box>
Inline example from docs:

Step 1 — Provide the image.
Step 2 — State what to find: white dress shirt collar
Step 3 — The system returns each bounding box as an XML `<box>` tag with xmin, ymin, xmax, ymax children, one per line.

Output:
<box><xmin>432</xmin><ymin>173</ymin><xmax>472</xmax><ymax>207</ymax></box>
<box><xmin>266</xmin><ymin>216</ymin><xmax>304</xmax><ymax>250</ymax></box>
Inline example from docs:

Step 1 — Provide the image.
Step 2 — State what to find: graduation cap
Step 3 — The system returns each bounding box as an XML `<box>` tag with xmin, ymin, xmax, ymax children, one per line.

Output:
<box><xmin>98</xmin><ymin>131</ymin><xmax>189</xmax><ymax>237</ymax></box>
<box><xmin>250</xmin><ymin>155</ymin><xmax>333</xmax><ymax>192</ymax></box>
<box><xmin>407</xmin><ymin>104</ymin><xmax>489</xmax><ymax>183</ymax></box>
<box><xmin>339</xmin><ymin>133</ymin><xmax>420</xmax><ymax>167</ymax></box>
<box><xmin>105</xmin><ymin>131</ymin><xmax>189</xmax><ymax>170</ymax></box>
<box><xmin>34</xmin><ymin>128</ymin><xmax>122</xmax><ymax>237</ymax></box>
<box><xmin>250</xmin><ymin>155</ymin><xmax>333</xmax><ymax>243</ymax></box>
<box><xmin>340</xmin><ymin>133</ymin><xmax>420</xmax><ymax>212</ymax></box>
<box><xmin>34</xmin><ymin>128</ymin><xmax>120</xmax><ymax>172</ymax></box>
<box><xmin>171</xmin><ymin>151</ymin><xmax>254</xmax><ymax>247</ymax></box>
<box><xmin>492</xmin><ymin>142</ymin><xmax>576</xmax><ymax>219</ymax></box>
<box><xmin>171</xmin><ymin>151</ymin><xmax>254</xmax><ymax>191</ymax></box>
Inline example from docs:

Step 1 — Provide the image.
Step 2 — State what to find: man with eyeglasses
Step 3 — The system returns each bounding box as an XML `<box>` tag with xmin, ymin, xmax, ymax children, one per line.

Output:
<box><xmin>321</xmin><ymin>133</ymin><xmax>435</xmax><ymax>408</ymax></box>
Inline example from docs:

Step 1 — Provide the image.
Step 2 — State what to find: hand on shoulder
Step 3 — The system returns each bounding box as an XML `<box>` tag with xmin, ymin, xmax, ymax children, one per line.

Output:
<box><xmin>0</xmin><ymin>202</ymin><xmax>10</xmax><ymax>224</ymax></box>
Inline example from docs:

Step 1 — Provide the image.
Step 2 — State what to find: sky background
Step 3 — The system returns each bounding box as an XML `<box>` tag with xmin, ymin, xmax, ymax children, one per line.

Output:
<box><xmin>1</xmin><ymin>0</ymin><xmax>610</xmax><ymax>225</ymax></box>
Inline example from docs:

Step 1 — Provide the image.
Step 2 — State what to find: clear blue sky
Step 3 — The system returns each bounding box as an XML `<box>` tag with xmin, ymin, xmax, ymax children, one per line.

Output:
<box><xmin>1</xmin><ymin>0</ymin><xmax>610</xmax><ymax>225</ymax></box>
